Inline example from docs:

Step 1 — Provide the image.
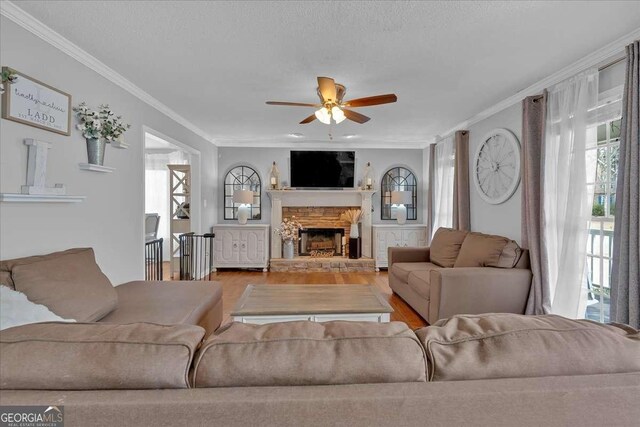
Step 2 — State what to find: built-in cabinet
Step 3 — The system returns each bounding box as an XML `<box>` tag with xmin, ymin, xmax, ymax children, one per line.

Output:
<box><xmin>212</xmin><ymin>224</ymin><xmax>269</xmax><ymax>271</ymax></box>
<box><xmin>373</xmin><ymin>225</ymin><xmax>428</xmax><ymax>271</ymax></box>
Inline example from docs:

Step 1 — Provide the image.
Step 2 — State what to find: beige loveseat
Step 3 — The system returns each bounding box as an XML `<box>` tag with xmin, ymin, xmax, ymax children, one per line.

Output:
<box><xmin>389</xmin><ymin>228</ymin><xmax>533</xmax><ymax>324</ymax></box>
<box><xmin>0</xmin><ymin>248</ymin><xmax>223</xmax><ymax>335</ymax></box>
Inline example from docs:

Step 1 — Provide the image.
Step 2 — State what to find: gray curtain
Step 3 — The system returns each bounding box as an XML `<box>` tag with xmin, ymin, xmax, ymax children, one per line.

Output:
<box><xmin>611</xmin><ymin>41</ymin><xmax>640</xmax><ymax>328</ymax></box>
<box><xmin>453</xmin><ymin>130</ymin><xmax>470</xmax><ymax>231</ymax></box>
<box><xmin>427</xmin><ymin>144</ymin><xmax>436</xmax><ymax>243</ymax></box>
<box><xmin>522</xmin><ymin>92</ymin><xmax>551</xmax><ymax>315</ymax></box>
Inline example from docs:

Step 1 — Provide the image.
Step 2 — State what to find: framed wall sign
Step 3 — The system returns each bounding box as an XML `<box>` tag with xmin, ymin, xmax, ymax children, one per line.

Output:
<box><xmin>1</xmin><ymin>67</ymin><xmax>72</xmax><ymax>136</ymax></box>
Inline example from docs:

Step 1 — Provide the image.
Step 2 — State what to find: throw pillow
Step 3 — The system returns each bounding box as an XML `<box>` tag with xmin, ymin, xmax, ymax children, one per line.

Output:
<box><xmin>11</xmin><ymin>248</ymin><xmax>118</xmax><ymax>322</ymax></box>
<box><xmin>429</xmin><ymin>228</ymin><xmax>468</xmax><ymax>267</ymax></box>
<box><xmin>454</xmin><ymin>232</ymin><xmax>510</xmax><ymax>267</ymax></box>
<box><xmin>0</xmin><ymin>285</ymin><xmax>75</xmax><ymax>331</ymax></box>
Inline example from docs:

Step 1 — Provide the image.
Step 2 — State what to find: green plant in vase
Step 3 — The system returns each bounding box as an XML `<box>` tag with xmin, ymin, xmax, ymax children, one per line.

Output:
<box><xmin>0</xmin><ymin>68</ymin><xmax>18</xmax><ymax>95</ymax></box>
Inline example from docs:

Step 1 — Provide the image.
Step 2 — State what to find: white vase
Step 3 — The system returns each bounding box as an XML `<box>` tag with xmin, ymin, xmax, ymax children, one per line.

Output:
<box><xmin>350</xmin><ymin>224</ymin><xmax>359</xmax><ymax>239</ymax></box>
<box><xmin>396</xmin><ymin>204</ymin><xmax>407</xmax><ymax>225</ymax></box>
<box><xmin>237</xmin><ymin>205</ymin><xmax>250</xmax><ymax>225</ymax></box>
<box><xmin>283</xmin><ymin>240</ymin><xmax>295</xmax><ymax>259</ymax></box>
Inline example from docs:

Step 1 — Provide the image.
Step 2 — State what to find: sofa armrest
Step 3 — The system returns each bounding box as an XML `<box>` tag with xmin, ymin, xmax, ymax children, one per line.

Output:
<box><xmin>388</xmin><ymin>247</ymin><xmax>430</xmax><ymax>268</ymax></box>
<box><xmin>428</xmin><ymin>267</ymin><xmax>532</xmax><ymax>324</ymax></box>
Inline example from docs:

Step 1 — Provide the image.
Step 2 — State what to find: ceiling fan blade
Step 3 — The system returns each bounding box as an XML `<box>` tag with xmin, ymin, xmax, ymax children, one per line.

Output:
<box><xmin>266</xmin><ymin>101</ymin><xmax>320</xmax><ymax>107</ymax></box>
<box><xmin>343</xmin><ymin>109</ymin><xmax>370</xmax><ymax>124</ymax></box>
<box><xmin>343</xmin><ymin>94</ymin><xmax>397</xmax><ymax>108</ymax></box>
<box><xmin>299</xmin><ymin>114</ymin><xmax>317</xmax><ymax>124</ymax></box>
<box><xmin>317</xmin><ymin>76</ymin><xmax>337</xmax><ymax>102</ymax></box>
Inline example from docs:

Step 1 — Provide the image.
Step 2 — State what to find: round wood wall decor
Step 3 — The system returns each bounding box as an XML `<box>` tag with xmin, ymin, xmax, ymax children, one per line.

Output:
<box><xmin>472</xmin><ymin>128</ymin><xmax>521</xmax><ymax>205</ymax></box>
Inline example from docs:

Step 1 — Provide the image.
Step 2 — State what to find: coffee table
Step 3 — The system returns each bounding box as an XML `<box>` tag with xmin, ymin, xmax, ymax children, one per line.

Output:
<box><xmin>231</xmin><ymin>284</ymin><xmax>394</xmax><ymax>324</ymax></box>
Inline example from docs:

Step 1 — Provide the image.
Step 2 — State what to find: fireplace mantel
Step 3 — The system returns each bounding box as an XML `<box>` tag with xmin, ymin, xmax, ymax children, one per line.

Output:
<box><xmin>266</xmin><ymin>189</ymin><xmax>375</xmax><ymax>207</ymax></box>
<box><xmin>267</xmin><ymin>189</ymin><xmax>376</xmax><ymax>259</ymax></box>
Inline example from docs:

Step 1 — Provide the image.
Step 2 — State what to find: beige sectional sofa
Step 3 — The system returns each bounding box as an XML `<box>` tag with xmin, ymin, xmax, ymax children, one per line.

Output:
<box><xmin>389</xmin><ymin>228</ymin><xmax>533</xmax><ymax>323</ymax></box>
<box><xmin>1</xmin><ymin>248</ymin><xmax>639</xmax><ymax>426</ymax></box>
<box><xmin>0</xmin><ymin>248</ymin><xmax>223</xmax><ymax>335</ymax></box>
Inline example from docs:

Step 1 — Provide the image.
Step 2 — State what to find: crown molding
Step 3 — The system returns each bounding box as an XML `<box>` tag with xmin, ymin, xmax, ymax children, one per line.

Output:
<box><xmin>0</xmin><ymin>1</ymin><xmax>217</xmax><ymax>146</ymax></box>
<box><xmin>214</xmin><ymin>139</ymin><xmax>426</xmax><ymax>149</ymax></box>
<box><xmin>439</xmin><ymin>27</ymin><xmax>640</xmax><ymax>140</ymax></box>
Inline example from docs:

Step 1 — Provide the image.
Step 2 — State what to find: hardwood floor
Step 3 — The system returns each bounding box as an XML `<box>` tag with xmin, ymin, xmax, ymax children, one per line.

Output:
<box><xmin>162</xmin><ymin>262</ymin><xmax>427</xmax><ymax>329</ymax></box>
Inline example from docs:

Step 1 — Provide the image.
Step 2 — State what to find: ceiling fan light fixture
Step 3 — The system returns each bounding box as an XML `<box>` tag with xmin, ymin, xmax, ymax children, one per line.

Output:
<box><xmin>331</xmin><ymin>106</ymin><xmax>346</xmax><ymax>123</ymax></box>
<box><xmin>315</xmin><ymin>107</ymin><xmax>331</xmax><ymax>125</ymax></box>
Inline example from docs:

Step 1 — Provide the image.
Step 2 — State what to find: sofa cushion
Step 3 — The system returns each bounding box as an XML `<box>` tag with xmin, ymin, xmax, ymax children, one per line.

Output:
<box><xmin>391</xmin><ymin>262</ymin><xmax>438</xmax><ymax>283</ymax></box>
<box><xmin>11</xmin><ymin>248</ymin><xmax>117</xmax><ymax>322</ymax></box>
<box><xmin>99</xmin><ymin>281</ymin><xmax>223</xmax><ymax>336</ymax></box>
<box><xmin>454</xmin><ymin>232</ymin><xmax>512</xmax><ymax>268</ymax></box>
<box><xmin>415</xmin><ymin>313</ymin><xmax>640</xmax><ymax>382</ymax></box>
<box><xmin>0</xmin><ymin>248</ymin><xmax>90</xmax><ymax>289</ymax></box>
<box><xmin>0</xmin><ymin>271</ymin><xmax>13</xmax><ymax>289</ymax></box>
<box><xmin>407</xmin><ymin>270</ymin><xmax>432</xmax><ymax>300</ymax></box>
<box><xmin>494</xmin><ymin>240</ymin><xmax>523</xmax><ymax>268</ymax></box>
<box><xmin>0</xmin><ymin>322</ymin><xmax>205</xmax><ymax>390</ymax></box>
<box><xmin>193</xmin><ymin>321</ymin><xmax>427</xmax><ymax>387</ymax></box>
<box><xmin>429</xmin><ymin>228</ymin><xmax>468</xmax><ymax>267</ymax></box>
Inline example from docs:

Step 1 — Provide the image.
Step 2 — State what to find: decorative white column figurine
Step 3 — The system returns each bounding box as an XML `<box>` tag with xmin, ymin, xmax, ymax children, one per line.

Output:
<box><xmin>21</xmin><ymin>139</ymin><xmax>66</xmax><ymax>195</ymax></box>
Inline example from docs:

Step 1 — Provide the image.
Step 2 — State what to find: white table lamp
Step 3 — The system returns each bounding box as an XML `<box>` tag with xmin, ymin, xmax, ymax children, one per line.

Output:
<box><xmin>233</xmin><ymin>189</ymin><xmax>253</xmax><ymax>224</ymax></box>
<box><xmin>391</xmin><ymin>191</ymin><xmax>412</xmax><ymax>225</ymax></box>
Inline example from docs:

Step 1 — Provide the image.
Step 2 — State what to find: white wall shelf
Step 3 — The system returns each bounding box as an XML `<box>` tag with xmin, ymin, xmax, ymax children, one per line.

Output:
<box><xmin>0</xmin><ymin>193</ymin><xmax>86</xmax><ymax>203</ymax></box>
<box><xmin>78</xmin><ymin>163</ymin><xmax>115</xmax><ymax>173</ymax></box>
<box><xmin>110</xmin><ymin>140</ymin><xmax>129</xmax><ymax>149</ymax></box>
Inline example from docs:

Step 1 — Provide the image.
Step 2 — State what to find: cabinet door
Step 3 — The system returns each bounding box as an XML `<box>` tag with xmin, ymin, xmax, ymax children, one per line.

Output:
<box><xmin>402</xmin><ymin>228</ymin><xmax>425</xmax><ymax>247</ymax></box>
<box><xmin>239</xmin><ymin>229</ymin><xmax>266</xmax><ymax>264</ymax></box>
<box><xmin>214</xmin><ymin>229</ymin><xmax>240</xmax><ymax>264</ymax></box>
<box><xmin>375</xmin><ymin>229</ymin><xmax>403</xmax><ymax>263</ymax></box>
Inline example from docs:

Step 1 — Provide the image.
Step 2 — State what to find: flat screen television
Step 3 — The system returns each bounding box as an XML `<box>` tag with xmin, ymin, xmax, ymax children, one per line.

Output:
<box><xmin>290</xmin><ymin>151</ymin><xmax>355</xmax><ymax>189</ymax></box>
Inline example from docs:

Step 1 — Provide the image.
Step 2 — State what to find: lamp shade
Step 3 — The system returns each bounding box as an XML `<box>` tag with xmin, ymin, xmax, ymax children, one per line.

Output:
<box><xmin>233</xmin><ymin>189</ymin><xmax>254</xmax><ymax>205</ymax></box>
<box><xmin>391</xmin><ymin>191</ymin><xmax>412</xmax><ymax>205</ymax></box>
<box><xmin>331</xmin><ymin>106</ymin><xmax>346</xmax><ymax>123</ymax></box>
<box><xmin>314</xmin><ymin>107</ymin><xmax>331</xmax><ymax>125</ymax></box>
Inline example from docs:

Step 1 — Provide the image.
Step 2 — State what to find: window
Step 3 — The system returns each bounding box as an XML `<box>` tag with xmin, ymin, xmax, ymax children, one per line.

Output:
<box><xmin>380</xmin><ymin>166</ymin><xmax>417</xmax><ymax>220</ymax></box>
<box><xmin>224</xmin><ymin>166</ymin><xmax>261</xmax><ymax>220</ymax></box>
<box><xmin>585</xmin><ymin>118</ymin><xmax>621</xmax><ymax>323</ymax></box>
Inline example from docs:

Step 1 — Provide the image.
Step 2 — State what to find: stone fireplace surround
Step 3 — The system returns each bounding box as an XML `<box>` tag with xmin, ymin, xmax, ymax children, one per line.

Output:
<box><xmin>283</xmin><ymin>207</ymin><xmax>354</xmax><ymax>257</ymax></box>
<box><xmin>266</xmin><ymin>190</ymin><xmax>375</xmax><ymax>261</ymax></box>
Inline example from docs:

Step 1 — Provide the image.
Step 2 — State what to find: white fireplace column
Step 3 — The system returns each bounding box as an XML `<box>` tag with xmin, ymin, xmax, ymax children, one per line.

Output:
<box><xmin>360</xmin><ymin>192</ymin><xmax>373</xmax><ymax>257</ymax></box>
<box><xmin>267</xmin><ymin>190</ymin><xmax>376</xmax><ymax>259</ymax></box>
<box><xmin>270</xmin><ymin>194</ymin><xmax>283</xmax><ymax>259</ymax></box>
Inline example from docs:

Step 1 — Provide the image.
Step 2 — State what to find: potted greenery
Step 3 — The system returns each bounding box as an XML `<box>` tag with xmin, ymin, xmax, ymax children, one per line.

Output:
<box><xmin>275</xmin><ymin>216</ymin><xmax>303</xmax><ymax>259</ymax></box>
<box><xmin>73</xmin><ymin>103</ymin><xmax>104</xmax><ymax>165</ymax></box>
<box><xmin>0</xmin><ymin>68</ymin><xmax>18</xmax><ymax>95</ymax></box>
<box><xmin>98</xmin><ymin>104</ymin><xmax>131</xmax><ymax>148</ymax></box>
<box><xmin>73</xmin><ymin>103</ymin><xmax>131</xmax><ymax>165</ymax></box>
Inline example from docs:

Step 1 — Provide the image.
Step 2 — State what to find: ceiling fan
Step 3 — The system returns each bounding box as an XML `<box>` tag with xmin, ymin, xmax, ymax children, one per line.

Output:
<box><xmin>266</xmin><ymin>77</ymin><xmax>397</xmax><ymax>125</ymax></box>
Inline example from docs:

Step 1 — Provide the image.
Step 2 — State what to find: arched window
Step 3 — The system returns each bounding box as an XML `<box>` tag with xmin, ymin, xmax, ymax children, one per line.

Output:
<box><xmin>380</xmin><ymin>166</ymin><xmax>417</xmax><ymax>220</ymax></box>
<box><xmin>224</xmin><ymin>165</ymin><xmax>261</xmax><ymax>220</ymax></box>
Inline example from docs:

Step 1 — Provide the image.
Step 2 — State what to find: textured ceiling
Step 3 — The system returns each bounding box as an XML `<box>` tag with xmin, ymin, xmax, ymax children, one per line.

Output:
<box><xmin>12</xmin><ymin>1</ymin><xmax>640</xmax><ymax>147</ymax></box>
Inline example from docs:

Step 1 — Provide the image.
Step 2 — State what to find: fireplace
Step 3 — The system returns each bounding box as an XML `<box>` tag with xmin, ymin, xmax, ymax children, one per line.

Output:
<box><xmin>298</xmin><ymin>228</ymin><xmax>345</xmax><ymax>257</ymax></box>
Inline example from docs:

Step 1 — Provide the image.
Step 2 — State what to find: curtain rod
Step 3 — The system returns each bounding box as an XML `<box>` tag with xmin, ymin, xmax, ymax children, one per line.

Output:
<box><xmin>599</xmin><ymin>55</ymin><xmax>626</xmax><ymax>71</ymax></box>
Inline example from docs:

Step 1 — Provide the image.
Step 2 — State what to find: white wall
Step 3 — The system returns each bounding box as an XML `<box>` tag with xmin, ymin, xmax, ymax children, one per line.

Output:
<box><xmin>0</xmin><ymin>18</ymin><xmax>218</xmax><ymax>284</ymax></box>
<box><xmin>467</xmin><ymin>103</ymin><xmax>523</xmax><ymax>242</ymax></box>
<box><xmin>217</xmin><ymin>147</ymin><xmax>424</xmax><ymax>225</ymax></box>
